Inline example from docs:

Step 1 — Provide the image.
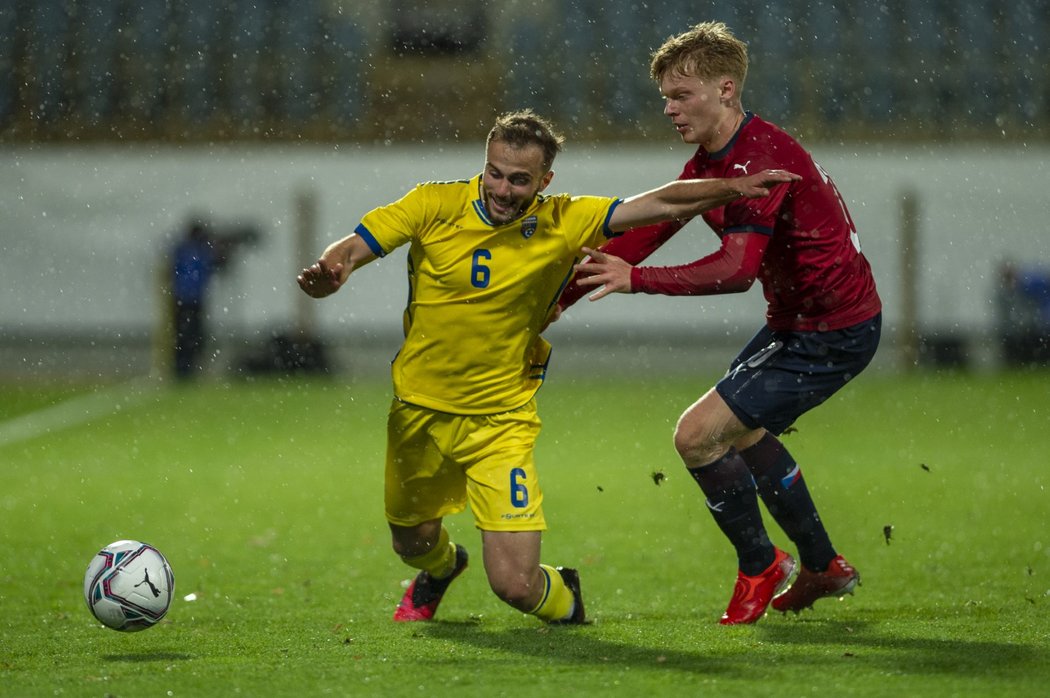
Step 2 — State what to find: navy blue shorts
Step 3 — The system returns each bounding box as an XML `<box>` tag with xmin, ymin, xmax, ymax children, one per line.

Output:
<box><xmin>715</xmin><ymin>314</ymin><xmax>882</xmax><ymax>435</ymax></box>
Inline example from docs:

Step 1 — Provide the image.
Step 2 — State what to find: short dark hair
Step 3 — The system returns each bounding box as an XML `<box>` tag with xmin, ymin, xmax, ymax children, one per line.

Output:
<box><xmin>486</xmin><ymin>109</ymin><xmax>565</xmax><ymax>171</ymax></box>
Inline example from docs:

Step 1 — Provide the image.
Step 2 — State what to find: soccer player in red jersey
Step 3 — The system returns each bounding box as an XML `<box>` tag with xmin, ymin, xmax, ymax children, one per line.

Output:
<box><xmin>560</xmin><ymin>21</ymin><xmax>882</xmax><ymax>625</ymax></box>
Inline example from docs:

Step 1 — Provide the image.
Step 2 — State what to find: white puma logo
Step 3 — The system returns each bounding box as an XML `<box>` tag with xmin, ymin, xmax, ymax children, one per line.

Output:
<box><xmin>732</xmin><ymin>161</ymin><xmax>751</xmax><ymax>175</ymax></box>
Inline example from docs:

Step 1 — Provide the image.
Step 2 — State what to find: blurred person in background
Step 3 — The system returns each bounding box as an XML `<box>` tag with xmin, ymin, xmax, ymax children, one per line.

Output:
<box><xmin>996</xmin><ymin>261</ymin><xmax>1050</xmax><ymax>365</ymax></box>
<box><xmin>297</xmin><ymin>109</ymin><xmax>796</xmax><ymax>625</ymax></box>
<box><xmin>170</xmin><ymin>219</ymin><xmax>219</xmax><ymax>380</ymax></box>
<box><xmin>558</xmin><ymin>22</ymin><xmax>882</xmax><ymax>625</ymax></box>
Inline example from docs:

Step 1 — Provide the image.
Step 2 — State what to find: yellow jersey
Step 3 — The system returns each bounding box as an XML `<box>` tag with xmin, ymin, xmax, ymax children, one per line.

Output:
<box><xmin>355</xmin><ymin>174</ymin><xmax>621</xmax><ymax>414</ymax></box>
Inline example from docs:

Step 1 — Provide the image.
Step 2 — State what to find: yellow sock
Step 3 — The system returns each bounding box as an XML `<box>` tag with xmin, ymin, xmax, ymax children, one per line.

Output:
<box><xmin>401</xmin><ymin>527</ymin><xmax>457</xmax><ymax>579</ymax></box>
<box><xmin>529</xmin><ymin>564</ymin><xmax>575</xmax><ymax>622</ymax></box>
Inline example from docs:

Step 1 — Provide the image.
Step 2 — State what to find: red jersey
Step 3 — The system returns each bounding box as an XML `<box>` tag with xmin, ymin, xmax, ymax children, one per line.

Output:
<box><xmin>562</xmin><ymin>113</ymin><xmax>881</xmax><ymax>332</ymax></box>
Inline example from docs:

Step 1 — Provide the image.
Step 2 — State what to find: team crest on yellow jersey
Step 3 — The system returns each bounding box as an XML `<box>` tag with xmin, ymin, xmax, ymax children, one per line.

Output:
<box><xmin>520</xmin><ymin>215</ymin><xmax>537</xmax><ymax>239</ymax></box>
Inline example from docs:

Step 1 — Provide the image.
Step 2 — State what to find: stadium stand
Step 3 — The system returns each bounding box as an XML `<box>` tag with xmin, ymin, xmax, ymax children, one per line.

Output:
<box><xmin>0</xmin><ymin>0</ymin><xmax>1045</xmax><ymax>144</ymax></box>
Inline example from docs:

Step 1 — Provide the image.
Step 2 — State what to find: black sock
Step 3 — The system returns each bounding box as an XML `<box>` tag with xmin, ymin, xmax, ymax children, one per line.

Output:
<box><xmin>688</xmin><ymin>449</ymin><xmax>774</xmax><ymax>576</ymax></box>
<box><xmin>740</xmin><ymin>433</ymin><xmax>836</xmax><ymax>571</ymax></box>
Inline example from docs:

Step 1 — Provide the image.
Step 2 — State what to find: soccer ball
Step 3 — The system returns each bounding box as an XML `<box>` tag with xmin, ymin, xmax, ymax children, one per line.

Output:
<box><xmin>83</xmin><ymin>540</ymin><xmax>175</xmax><ymax>632</ymax></box>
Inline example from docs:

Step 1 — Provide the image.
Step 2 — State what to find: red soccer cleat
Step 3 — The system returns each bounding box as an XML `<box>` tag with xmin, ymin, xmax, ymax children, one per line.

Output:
<box><xmin>772</xmin><ymin>554</ymin><xmax>859</xmax><ymax>614</ymax></box>
<box><xmin>393</xmin><ymin>544</ymin><xmax>469</xmax><ymax>622</ymax></box>
<box><xmin>719</xmin><ymin>548</ymin><xmax>797</xmax><ymax>625</ymax></box>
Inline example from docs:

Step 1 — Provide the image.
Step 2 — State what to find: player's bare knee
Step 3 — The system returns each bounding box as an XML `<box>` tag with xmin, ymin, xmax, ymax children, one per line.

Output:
<box><xmin>673</xmin><ymin>422</ymin><xmax>722</xmax><ymax>466</ymax></box>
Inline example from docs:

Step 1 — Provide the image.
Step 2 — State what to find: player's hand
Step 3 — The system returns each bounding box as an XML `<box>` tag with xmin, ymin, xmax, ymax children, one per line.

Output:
<box><xmin>297</xmin><ymin>259</ymin><xmax>345</xmax><ymax>298</ymax></box>
<box><xmin>541</xmin><ymin>304</ymin><xmax>562</xmax><ymax>332</ymax></box>
<box><xmin>574</xmin><ymin>247</ymin><xmax>633</xmax><ymax>301</ymax></box>
<box><xmin>733</xmin><ymin>169</ymin><xmax>801</xmax><ymax>198</ymax></box>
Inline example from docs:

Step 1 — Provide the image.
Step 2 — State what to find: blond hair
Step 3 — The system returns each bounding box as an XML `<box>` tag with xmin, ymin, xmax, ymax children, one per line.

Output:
<box><xmin>650</xmin><ymin>21</ymin><xmax>749</xmax><ymax>91</ymax></box>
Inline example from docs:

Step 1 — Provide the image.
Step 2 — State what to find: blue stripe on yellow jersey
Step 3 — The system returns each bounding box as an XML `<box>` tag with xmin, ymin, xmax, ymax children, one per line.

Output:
<box><xmin>356</xmin><ymin>173</ymin><xmax>621</xmax><ymax>414</ymax></box>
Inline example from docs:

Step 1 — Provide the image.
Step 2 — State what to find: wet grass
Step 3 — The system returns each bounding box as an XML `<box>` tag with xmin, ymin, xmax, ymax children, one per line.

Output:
<box><xmin>1</xmin><ymin>370</ymin><xmax>1047</xmax><ymax>697</ymax></box>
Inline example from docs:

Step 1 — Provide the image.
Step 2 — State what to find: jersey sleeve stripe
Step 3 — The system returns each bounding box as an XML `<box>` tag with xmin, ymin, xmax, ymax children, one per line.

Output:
<box><xmin>354</xmin><ymin>223</ymin><xmax>387</xmax><ymax>257</ymax></box>
<box><xmin>602</xmin><ymin>199</ymin><xmax>624</xmax><ymax>238</ymax></box>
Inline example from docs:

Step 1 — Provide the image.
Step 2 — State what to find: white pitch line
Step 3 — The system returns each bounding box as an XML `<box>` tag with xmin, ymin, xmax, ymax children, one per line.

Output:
<box><xmin>0</xmin><ymin>376</ymin><xmax>164</xmax><ymax>448</ymax></box>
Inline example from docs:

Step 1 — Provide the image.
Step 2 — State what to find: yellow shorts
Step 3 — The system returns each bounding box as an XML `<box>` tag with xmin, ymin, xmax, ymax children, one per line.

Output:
<box><xmin>384</xmin><ymin>398</ymin><xmax>546</xmax><ymax>532</ymax></box>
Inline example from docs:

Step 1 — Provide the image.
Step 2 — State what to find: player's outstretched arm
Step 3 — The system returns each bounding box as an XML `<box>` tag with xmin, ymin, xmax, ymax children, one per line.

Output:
<box><xmin>297</xmin><ymin>233</ymin><xmax>377</xmax><ymax>298</ymax></box>
<box><xmin>575</xmin><ymin>230</ymin><xmax>767</xmax><ymax>302</ymax></box>
<box><xmin>609</xmin><ymin>169</ymin><xmax>799</xmax><ymax>232</ymax></box>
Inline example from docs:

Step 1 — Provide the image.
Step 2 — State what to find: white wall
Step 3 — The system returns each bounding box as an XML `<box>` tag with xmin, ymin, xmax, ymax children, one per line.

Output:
<box><xmin>2</xmin><ymin>142</ymin><xmax>1048</xmax><ymax>346</ymax></box>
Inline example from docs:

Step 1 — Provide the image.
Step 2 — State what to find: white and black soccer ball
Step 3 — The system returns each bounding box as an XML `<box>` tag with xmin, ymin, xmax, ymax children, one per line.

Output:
<box><xmin>83</xmin><ymin>540</ymin><xmax>175</xmax><ymax>632</ymax></box>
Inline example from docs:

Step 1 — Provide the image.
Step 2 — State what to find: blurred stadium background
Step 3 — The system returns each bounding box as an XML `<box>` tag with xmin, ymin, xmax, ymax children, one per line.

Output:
<box><xmin>1</xmin><ymin>0</ymin><xmax>1049</xmax><ymax>381</ymax></box>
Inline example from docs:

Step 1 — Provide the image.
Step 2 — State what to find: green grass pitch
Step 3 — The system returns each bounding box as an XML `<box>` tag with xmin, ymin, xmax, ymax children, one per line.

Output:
<box><xmin>1</xmin><ymin>369</ymin><xmax>1048</xmax><ymax>696</ymax></box>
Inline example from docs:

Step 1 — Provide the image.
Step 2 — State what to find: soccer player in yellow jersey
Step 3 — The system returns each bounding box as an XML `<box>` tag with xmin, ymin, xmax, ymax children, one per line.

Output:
<box><xmin>297</xmin><ymin>109</ymin><xmax>796</xmax><ymax>624</ymax></box>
